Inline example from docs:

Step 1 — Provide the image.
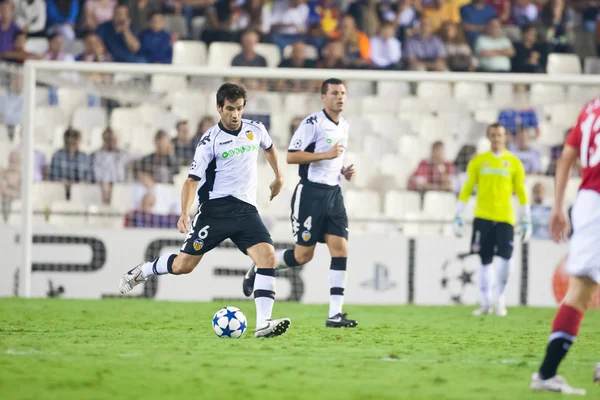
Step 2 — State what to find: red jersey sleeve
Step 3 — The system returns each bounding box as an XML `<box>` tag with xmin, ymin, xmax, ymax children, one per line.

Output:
<box><xmin>565</xmin><ymin>113</ymin><xmax>584</xmax><ymax>150</ymax></box>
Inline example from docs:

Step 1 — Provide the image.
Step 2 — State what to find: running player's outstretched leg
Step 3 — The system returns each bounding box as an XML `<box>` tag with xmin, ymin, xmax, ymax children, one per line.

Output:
<box><xmin>324</xmin><ymin>234</ymin><xmax>357</xmax><ymax>328</ymax></box>
<box><xmin>530</xmin><ymin>276</ymin><xmax>596</xmax><ymax>395</ymax></box>
<box><xmin>247</xmin><ymin>243</ymin><xmax>291</xmax><ymax>338</ymax></box>
<box><xmin>119</xmin><ymin>253</ymin><xmax>200</xmax><ymax>294</ymax></box>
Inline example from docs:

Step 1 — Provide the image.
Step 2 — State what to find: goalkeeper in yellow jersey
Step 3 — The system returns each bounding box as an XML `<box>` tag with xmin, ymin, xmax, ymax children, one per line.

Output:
<box><xmin>453</xmin><ymin>123</ymin><xmax>532</xmax><ymax>317</ymax></box>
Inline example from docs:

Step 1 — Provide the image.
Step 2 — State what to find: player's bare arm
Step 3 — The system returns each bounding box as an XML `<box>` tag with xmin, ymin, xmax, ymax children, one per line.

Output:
<box><xmin>178</xmin><ymin>177</ymin><xmax>199</xmax><ymax>233</ymax></box>
<box><xmin>287</xmin><ymin>142</ymin><xmax>344</xmax><ymax>164</ymax></box>
<box><xmin>549</xmin><ymin>145</ymin><xmax>578</xmax><ymax>243</ymax></box>
<box><xmin>263</xmin><ymin>145</ymin><xmax>284</xmax><ymax>200</ymax></box>
<box><xmin>341</xmin><ymin>164</ymin><xmax>355</xmax><ymax>181</ymax></box>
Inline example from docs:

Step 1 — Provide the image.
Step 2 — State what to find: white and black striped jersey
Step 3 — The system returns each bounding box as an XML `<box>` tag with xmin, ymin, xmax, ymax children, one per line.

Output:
<box><xmin>188</xmin><ymin>119</ymin><xmax>273</xmax><ymax>207</ymax></box>
<box><xmin>288</xmin><ymin>110</ymin><xmax>349</xmax><ymax>187</ymax></box>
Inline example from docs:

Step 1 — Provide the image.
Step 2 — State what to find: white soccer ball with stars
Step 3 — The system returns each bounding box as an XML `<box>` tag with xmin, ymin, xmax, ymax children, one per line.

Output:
<box><xmin>212</xmin><ymin>306</ymin><xmax>247</xmax><ymax>338</ymax></box>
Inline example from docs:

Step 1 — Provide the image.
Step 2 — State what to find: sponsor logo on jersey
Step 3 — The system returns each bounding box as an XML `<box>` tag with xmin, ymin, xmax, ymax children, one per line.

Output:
<box><xmin>301</xmin><ymin>230</ymin><xmax>311</xmax><ymax>242</ymax></box>
<box><xmin>327</xmin><ymin>138</ymin><xmax>333</xmax><ymax>144</ymax></box>
<box><xmin>219</xmin><ymin>140</ymin><xmax>233</xmax><ymax>145</ymax></box>
<box><xmin>221</xmin><ymin>145</ymin><xmax>259</xmax><ymax>159</ymax></box>
<box><xmin>360</xmin><ymin>263</ymin><xmax>397</xmax><ymax>291</ymax></box>
<box><xmin>193</xmin><ymin>239</ymin><xmax>204</xmax><ymax>251</ymax></box>
<box><xmin>245</xmin><ymin>130</ymin><xmax>254</xmax><ymax>141</ymax></box>
<box><xmin>304</xmin><ymin>115</ymin><xmax>318</xmax><ymax>125</ymax></box>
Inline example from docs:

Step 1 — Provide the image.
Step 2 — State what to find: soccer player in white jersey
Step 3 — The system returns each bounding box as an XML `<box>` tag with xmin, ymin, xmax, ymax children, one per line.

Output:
<box><xmin>242</xmin><ymin>78</ymin><xmax>358</xmax><ymax>328</ymax></box>
<box><xmin>119</xmin><ymin>83</ymin><xmax>291</xmax><ymax>338</ymax></box>
<box><xmin>530</xmin><ymin>96</ymin><xmax>600</xmax><ymax>395</ymax></box>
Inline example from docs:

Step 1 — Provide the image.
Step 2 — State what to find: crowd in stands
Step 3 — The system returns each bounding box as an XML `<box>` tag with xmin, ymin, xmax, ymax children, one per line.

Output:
<box><xmin>0</xmin><ymin>0</ymin><xmax>597</xmax><ymax>71</ymax></box>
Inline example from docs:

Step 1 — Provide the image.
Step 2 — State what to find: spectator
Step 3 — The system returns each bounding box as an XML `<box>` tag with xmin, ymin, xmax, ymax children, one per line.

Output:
<box><xmin>13</xmin><ymin>0</ymin><xmax>47</xmax><ymax>35</ymax></box>
<box><xmin>201</xmin><ymin>0</ymin><xmax>243</xmax><ymax>45</ymax></box>
<box><xmin>271</xmin><ymin>0</ymin><xmax>309</xmax><ymax>35</ymax></box>
<box><xmin>44</xmin><ymin>32</ymin><xmax>74</xmax><ymax>61</ymax></box>
<box><xmin>83</xmin><ymin>0</ymin><xmax>116</xmax><ymax>31</ymax></box>
<box><xmin>190</xmin><ymin>115</ymin><xmax>216</xmax><ymax>148</ymax></box>
<box><xmin>49</xmin><ymin>128</ymin><xmax>91</xmax><ymax>186</ymax></box>
<box><xmin>279</xmin><ymin>40</ymin><xmax>316</xmax><ymax>68</ymax></box>
<box><xmin>1</xmin><ymin>31</ymin><xmax>41</xmax><ymax>63</ymax></box>
<box><xmin>96</xmin><ymin>4</ymin><xmax>142</xmax><ymax>63</ymax></box>
<box><xmin>346</xmin><ymin>0</ymin><xmax>379</xmax><ymax>37</ymax></box>
<box><xmin>530</xmin><ymin>182</ymin><xmax>551</xmax><ymax>239</ymax></box>
<box><xmin>239</xmin><ymin>0</ymin><xmax>271</xmax><ymax>35</ymax></box>
<box><xmin>91</xmin><ymin>127</ymin><xmax>128</xmax><ymax>204</ymax></box>
<box><xmin>475</xmin><ymin>18</ymin><xmax>514</xmax><ymax>72</ymax></box>
<box><xmin>370</xmin><ymin>20</ymin><xmax>402</xmax><ymax>69</ymax></box>
<box><xmin>512</xmin><ymin>23</ymin><xmax>546</xmax><ymax>72</ymax></box>
<box><xmin>508</xmin><ymin>129</ymin><xmax>542</xmax><ymax>174</ymax></box>
<box><xmin>316</xmin><ymin>39</ymin><xmax>346</xmax><ymax>68</ymax></box>
<box><xmin>330</xmin><ymin>14</ymin><xmax>371</xmax><ymax>68</ymax></box>
<box><xmin>439</xmin><ymin>21</ymin><xmax>476</xmax><ymax>71</ymax></box>
<box><xmin>422</xmin><ymin>0</ymin><xmax>462</xmax><ymax>32</ymax></box>
<box><xmin>135</xmin><ymin>129</ymin><xmax>179</xmax><ymax>185</ymax></box>
<box><xmin>124</xmin><ymin>192</ymin><xmax>178</xmax><ymax>228</ymax></box>
<box><xmin>45</xmin><ymin>0</ymin><xmax>79</xmax><ymax>39</ymax></box>
<box><xmin>546</xmin><ymin>128</ymin><xmax>580</xmax><ymax>176</ymax></box>
<box><xmin>139</xmin><ymin>12</ymin><xmax>173</xmax><ymax>64</ymax></box>
<box><xmin>0</xmin><ymin>73</ymin><xmax>23</xmax><ymax>130</ymax></box>
<box><xmin>570</xmin><ymin>1</ymin><xmax>598</xmax><ymax>59</ymax></box>
<box><xmin>487</xmin><ymin>0</ymin><xmax>510</xmax><ymax>24</ymax></box>
<box><xmin>76</xmin><ymin>31</ymin><xmax>111</xmax><ymax>61</ymax></box>
<box><xmin>539</xmin><ymin>0</ymin><xmax>574</xmax><ymax>53</ymax></box>
<box><xmin>312</xmin><ymin>0</ymin><xmax>340</xmax><ymax>37</ymax></box>
<box><xmin>0</xmin><ymin>1</ymin><xmax>20</xmax><ymax>54</ymax></box>
<box><xmin>0</xmin><ymin>150</ymin><xmax>20</xmax><ymax>219</ymax></box>
<box><xmin>406</xmin><ymin>17</ymin><xmax>447</xmax><ymax>71</ymax></box>
<box><xmin>460</xmin><ymin>0</ymin><xmax>497</xmax><ymax>47</ymax></box>
<box><xmin>453</xmin><ymin>144</ymin><xmax>477</xmax><ymax>193</ymax></box>
<box><xmin>379</xmin><ymin>0</ymin><xmax>419</xmax><ymax>41</ymax></box>
<box><xmin>408</xmin><ymin>141</ymin><xmax>455</xmax><ymax>192</ymax></box>
<box><xmin>498</xmin><ymin>107</ymin><xmax>540</xmax><ymax>138</ymax></box>
<box><xmin>512</xmin><ymin>0</ymin><xmax>539</xmax><ymax>26</ymax></box>
<box><xmin>231</xmin><ymin>29</ymin><xmax>267</xmax><ymax>67</ymax></box>
<box><xmin>172</xmin><ymin>120</ymin><xmax>195</xmax><ymax>166</ymax></box>
<box><xmin>128</xmin><ymin>0</ymin><xmax>159</xmax><ymax>35</ymax></box>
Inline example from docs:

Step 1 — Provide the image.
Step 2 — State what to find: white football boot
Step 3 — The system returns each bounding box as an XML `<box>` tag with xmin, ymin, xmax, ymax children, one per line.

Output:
<box><xmin>254</xmin><ymin>318</ymin><xmax>291</xmax><ymax>338</ymax></box>
<box><xmin>494</xmin><ymin>296</ymin><xmax>508</xmax><ymax>317</ymax></box>
<box><xmin>530</xmin><ymin>372</ymin><xmax>586</xmax><ymax>395</ymax></box>
<box><xmin>119</xmin><ymin>263</ymin><xmax>147</xmax><ymax>294</ymax></box>
<box><xmin>472</xmin><ymin>305</ymin><xmax>490</xmax><ymax>316</ymax></box>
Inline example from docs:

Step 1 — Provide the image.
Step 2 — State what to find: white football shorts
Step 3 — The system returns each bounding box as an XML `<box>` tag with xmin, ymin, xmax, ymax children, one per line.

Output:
<box><xmin>567</xmin><ymin>189</ymin><xmax>600</xmax><ymax>284</ymax></box>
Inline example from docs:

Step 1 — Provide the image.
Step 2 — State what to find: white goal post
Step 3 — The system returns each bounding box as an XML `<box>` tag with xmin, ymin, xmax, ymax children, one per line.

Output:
<box><xmin>18</xmin><ymin>60</ymin><xmax>600</xmax><ymax>298</ymax></box>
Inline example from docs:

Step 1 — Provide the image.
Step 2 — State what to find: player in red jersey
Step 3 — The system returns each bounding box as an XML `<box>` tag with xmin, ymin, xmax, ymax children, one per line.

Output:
<box><xmin>530</xmin><ymin>96</ymin><xmax>600</xmax><ymax>395</ymax></box>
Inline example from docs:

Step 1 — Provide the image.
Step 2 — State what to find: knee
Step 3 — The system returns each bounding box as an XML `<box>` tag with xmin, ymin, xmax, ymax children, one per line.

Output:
<box><xmin>261</xmin><ymin>250</ymin><xmax>276</xmax><ymax>269</ymax></box>
<box><xmin>171</xmin><ymin>257</ymin><xmax>197</xmax><ymax>275</ymax></box>
<box><xmin>330</xmin><ymin>244</ymin><xmax>348</xmax><ymax>258</ymax></box>
<box><xmin>294</xmin><ymin>247</ymin><xmax>315</xmax><ymax>265</ymax></box>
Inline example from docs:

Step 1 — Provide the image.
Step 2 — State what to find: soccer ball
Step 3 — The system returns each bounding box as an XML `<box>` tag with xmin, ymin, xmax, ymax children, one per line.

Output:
<box><xmin>212</xmin><ymin>306</ymin><xmax>247</xmax><ymax>338</ymax></box>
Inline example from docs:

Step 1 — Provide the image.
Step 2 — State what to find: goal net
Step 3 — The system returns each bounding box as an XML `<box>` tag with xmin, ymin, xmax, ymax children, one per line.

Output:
<box><xmin>2</xmin><ymin>60</ymin><xmax>599</xmax><ymax>307</ymax></box>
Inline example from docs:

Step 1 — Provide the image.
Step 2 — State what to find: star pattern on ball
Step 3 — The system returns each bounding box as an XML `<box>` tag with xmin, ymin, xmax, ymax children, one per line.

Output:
<box><xmin>238</xmin><ymin>320</ymin><xmax>247</xmax><ymax>332</ymax></box>
<box><xmin>225</xmin><ymin>309</ymin><xmax>238</xmax><ymax>321</ymax></box>
<box><xmin>212</xmin><ymin>315</ymin><xmax>220</xmax><ymax>327</ymax></box>
<box><xmin>458</xmin><ymin>269</ymin><xmax>474</xmax><ymax>287</ymax></box>
<box><xmin>220</xmin><ymin>324</ymin><xmax>234</xmax><ymax>338</ymax></box>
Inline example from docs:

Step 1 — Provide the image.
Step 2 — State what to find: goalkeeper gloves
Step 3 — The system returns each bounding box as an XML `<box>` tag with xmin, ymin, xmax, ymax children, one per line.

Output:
<box><xmin>519</xmin><ymin>205</ymin><xmax>532</xmax><ymax>243</ymax></box>
<box><xmin>453</xmin><ymin>215</ymin><xmax>464</xmax><ymax>238</ymax></box>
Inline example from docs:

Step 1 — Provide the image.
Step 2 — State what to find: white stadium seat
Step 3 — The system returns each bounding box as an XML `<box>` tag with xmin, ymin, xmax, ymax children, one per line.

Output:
<box><xmin>25</xmin><ymin>37</ymin><xmax>48</xmax><ymax>54</ymax></box>
<box><xmin>165</xmin><ymin>15</ymin><xmax>188</xmax><ymax>38</ymax></box>
<box><xmin>245</xmin><ymin>92</ymin><xmax>282</xmax><ymax>114</ymax></box>
<box><xmin>474</xmin><ymin>108</ymin><xmax>499</xmax><ymax>124</ymax></box>
<box><xmin>87</xmin><ymin>204</ymin><xmax>124</xmax><ymax>228</ymax></box>
<box><xmin>416</xmin><ymin>82</ymin><xmax>452</xmax><ymax>99</ymax></box>
<box><xmin>423</xmin><ymin>191</ymin><xmax>457</xmax><ymax>218</ymax></box>
<box><xmin>129</xmin><ymin>126</ymin><xmax>156</xmax><ymax>155</ymax></box>
<box><xmin>255</xmin><ymin>43</ymin><xmax>281</xmax><ymax>68</ymax></box>
<box><xmin>283</xmin><ymin>44</ymin><xmax>319</xmax><ymax>60</ymax></box>
<box><xmin>110</xmin><ymin>108</ymin><xmax>140</xmax><ymax>138</ymax></box>
<box><xmin>418</xmin><ymin>116</ymin><xmax>450</xmax><ymax>143</ymax></box>
<box><xmin>344</xmin><ymin>190</ymin><xmax>381</xmax><ymax>218</ymax></box>
<box><xmin>110</xmin><ymin>184</ymin><xmax>135</xmax><ymax>212</ymax></box>
<box><xmin>284</xmin><ymin>93</ymin><xmax>311</xmax><ymax>118</ymax></box>
<box><xmin>530</xmin><ymin>84</ymin><xmax>565</xmax><ymax>105</ymax></box>
<box><xmin>398</xmin><ymin>97</ymin><xmax>432</xmax><ymax>113</ymax></box>
<box><xmin>584</xmin><ymin>57</ymin><xmax>600</xmax><ymax>75</ymax></box>
<box><xmin>208</xmin><ymin>42</ymin><xmax>242</xmax><ymax>68</ymax></box>
<box><xmin>71</xmin><ymin>107</ymin><xmax>107</xmax><ymax>142</ymax></box>
<box><xmin>151</xmin><ymin>75</ymin><xmax>188</xmax><ymax>93</ymax></box>
<box><xmin>566</xmin><ymin>85</ymin><xmax>600</xmax><ymax>103</ymax></box>
<box><xmin>35</xmin><ymin>107</ymin><xmax>67</xmax><ymax>145</ymax></box>
<box><xmin>70</xmin><ymin>184</ymin><xmax>104</xmax><ymax>204</ymax></box>
<box><xmin>491</xmin><ymin>83</ymin><xmax>514</xmax><ymax>105</ymax></box>
<box><xmin>454</xmin><ymin>82</ymin><xmax>488</xmax><ymax>101</ymax></box>
<box><xmin>538</xmin><ymin>122</ymin><xmax>567</xmax><ymax>146</ymax></box>
<box><xmin>32</xmin><ymin>182</ymin><xmax>67</xmax><ymax>209</ymax></box>
<box><xmin>6</xmin><ymin>200</ymin><xmax>47</xmax><ymax>226</ymax></box>
<box><xmin>361</xmin><ymin>96</ymin><xmax>398</xmax><ymax>116</ymax></box>
<box><xmin>378</xmin><ymin>154</ymin><xmax>412</xmax><ymax>189</ymax></box>
<box><xmin>173</xmin><ymin>41</ymin><xmax>207</xmax><ymax>66</ymax></box>
<box><xmin>57</xmin><ymin>88</ymin><xmax>88</xmax><ymax>119</ymax></box>
<box><xmin>384</xmin><ymin>190</ymin><xmax>421</xmax><ymax>219</ymax></box>
<box><xmin>547</xmin><ymin>53</ymin><xmax>582</xmax><ymax>75</ymax></box>
<box><xmin>543</xmin><ymin>103</ymin><xmax>583</xmax><ymax>128</ymax></box>
<box><xmin>191</xmin><ymin>16</ymin><xmax>207</xmax><ymax>40</ymax></box>
<box><xmin>346</xmin><ymin>80</ymin><xmax>374</xmax><ymax>96</ymax></box>
<box><xmin>49</xmin><ymin>201</ymin><xmax>87</xmax><ymax>227</ymax></box>
<box><xmin>377</xmin><ymin>81</ymin><xmax>410</xmax><ymax>99</ymax></box>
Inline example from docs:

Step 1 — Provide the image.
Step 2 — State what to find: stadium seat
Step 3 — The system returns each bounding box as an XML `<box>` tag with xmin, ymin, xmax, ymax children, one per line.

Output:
<box><xmin>110</xmin><ymin>108</ymin><xmax>140</xmax><ymax>138</ymax></box>
<box><xmin>63</xmin><ymin>39</ymin><xmax>83</xmax><ymax>55</ymax></box>
<box><xmin>173</xmin><ymin>41</ymin><xmax>207</xmax><ymax>66</ymax></box>
<box><xmin>255</xmin><ymin>43</ymin><xmax>281</xmax><ymax>68</ymax></box>
<box><xmin>25</xmin><ymin>37</ymin><xmax>48</xmax><ymax>54</ymax></box>
<box><xmin>566</xmin><ymin>85</ymin><xmax>600</xmax><ymax>103</ymax></box>
<box><xmin>491</xmin><ymin>83</ymin><xmax>514</xmax><ymax>105</ymax></box>
<box><xmin>423</xmin><ymin>191</ymin><xmax>457</xmax><ymax>218</ymax></box>
<box><xmin>36</xmin><ymin>86</ymin><xmax>49</xmax><ymax>106</ymax></box>
<box><xmin>190</xmin><ymin>17</ymin><xmax>206</xmax><ymax>40</ymax></box>
<box><xmin>378</xmin><ymin>154</ymin><xmax>412</xmax><ymax>189</ymax></box>
<box><xmin>584</xmin><ymin>57</ymin><xmax>600</xmax><ymax>75</ymax></box>
<box><xmin>165</xmin><ymin>15</ymin><xmax>188</xmax><ymax>39</ymax></box>
<box><xmin>283</xmin><ymin>43</ymin><xmax>319</xmax><ymax>60</ymax></box>
<box><xmin>344</xmin><ymin>190</ymin><xmax>381</xmax><ymax>218</ymax></box>
<box><xmin>245</xmin><ymin>92</ymin><xmax>282</xmax><ymax>114</ymax></box>
<box><xmin>129</xmin><ymin>126</ymin><xmax>157</xmax><ymax>155</ymax></box>
<box><xmin>268</xmin><ymin>114</ymin><xmax>289</xmax><ymax>147</ymax></box>
<box><xmin>398</xmin><ymin>96</ymin><xmax>432</xmax><ymax>113</ymax></box>
<box><xmin>110</xmin><ymin>184</ymin><xmax>134</xmax><ymax>212</ymax></box>
<box><xmin>538</xmin><ymin>122</ymin><xmax>566</xmax><ymax>146</ymax></box>
<box><xmin>87</xmin><ymin>126</ymin><xmax>105</xmax><ymax>152</ymax></box>
<box><xmin>70</xmin><ymin>184</ymin><xmax>103</xmax><ymax>204</ymax></box>
<box><xmin>547</xmin><ymin>53</ymin><xmax>582</xmax><ymax>75</ymax></box>
<box><xmin>416</xmin><ymin>82</ymin><xmax>452</xmax><ymax>99</ymax></box>
<box><xmin>32</xmin><ymin>182</ymin><xmax>67</xmax><ymax>209</ymax></box>
<box><xmin>57</xmin><ymin>88</ymin><xmax>88</xmax><ymax>119</ymax></box>
<box><xmin>6</xmin><ymin>200</ymin><xmax>47</xmax><ymax>226</ymax></box>
<box><xmin>476</xmin><ymin>135</ymin><xmax>491</xmax><ymax>153</ymax></box>
<box><xmin>49</xmin><ymin>201</ymin><xmax>87</xmax><ymax>227</ymax></box>
<box><xmin>530</xmin><ymin>84</ymin><xmax>565</xmax><ymax>104</ymax></box>
<box><xmin>71</xmin><ymin>107</ymin><xmax>107</xmax><ymax>142</ymax></box>
<box><xmin>376</xmin><ymin>81</ymin><xmax>410</xmax><ymax>99</ymax></box>
<box><xmin>543</xmin><ymin>103</ymin><xmax>583</xmax><ymax>128</ymax></box>
<box><xmin>474</xmin><ymin>108</ymin><xmax>499</xmax><ymax>124</ymax></box>
<box><xmin>283</xmin><ymin>93</ymin><xmax>311</xmax><ymax>118</ymax></box>
<box><xmin>87</xmin><ymin>204</ymin><xmax>124</xmax><ymax>228</ymax></box>
<box><xmin>151</xmin><ymin>75</ymin><xmax>188</xmax><ymax>93</ymax></box>
<box><xmin>208</xmin><ymin>42</ymin><xmax>242</xmax><ymax>68</ymax></box>
<box><xmin>367</xmin><ymin>117</ymin><xmax>410</xmax><ymax>138</ymax></box>
<box><xmin>383</xmin><ymin>190</ymin><xmax>421</xmax><ymax>218</ymax></box>
<box><xmin>51</xmin><ymin>125</ymin><xmax>68</xmax><ymax>149</ymax></box>
<box><xmin>346</xmin><ymin>80</ymin><xmax>374</xmax><ymax>96</ymax></box>
<box><xmin>454</xmin><ymin>82</ymin><xmax>489</xmax><ymax>101</ymax></box>
<box><xmin>35</xmin><ymin>107</ymin><xmax>67</xmax><ymax>145</ymax></box>
<box><xmin>418</xmin><ymin>116</ymin><xmax>450</xmax><ymax>143</ymax></box>
<box><xmin>361</xmin><ymin>96</ymin><xmax>398</xmax><ymax>116</ymax></box>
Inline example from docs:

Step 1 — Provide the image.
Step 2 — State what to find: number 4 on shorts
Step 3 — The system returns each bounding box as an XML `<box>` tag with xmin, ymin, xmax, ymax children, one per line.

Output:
<box><xmin>303</xmin><ymin>216</ymin><xmax>312</xmax><ymax>230</ymax></box>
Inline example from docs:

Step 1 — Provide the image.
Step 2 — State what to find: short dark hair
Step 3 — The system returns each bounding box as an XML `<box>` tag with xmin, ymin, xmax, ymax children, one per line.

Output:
<box><xmin>321</xmin><ymin>78</ymin><xmax>344</xmax><ymax>95</ymax></box>
<box><xmin>487</xmin><ymin>123</ymin><xmax>506</xmax><ymax>135</ymax></box>
<box><xmin>149</xmin><ymin>11</ymin><xmax>163</xmax><ymax>20</ymax></box>
<box><xmin>432</xmin><ymin>140</ymin><xmax>444</xmax><ymax>149</ymax></box>
<box><xmin>521</xmin><ymin>22</ymin><xmax>538</xmax><ymax>34</ymax></box>
<box><xmin>154</xmin><ymin>129</ymin><xmax>168</xmax><ymax>141</ymax></box>
<box><xmin>176</xmin><ymin>120</ymin><xmax>188</xmax><ymax>130</ymax></box>
<box><xmin>63</xmin><ymin>128</ymin><xmax>81</xmax><ymax>140</ymax></box>
<box><xmin>48</xmin><ymin>33</ymin><xmax>60</xmax><ymax>42</ymax></box>
<box><xmin>216</xmin><ymin>83</ymin><xmax>248</xmax><ymax>107</ymax></box>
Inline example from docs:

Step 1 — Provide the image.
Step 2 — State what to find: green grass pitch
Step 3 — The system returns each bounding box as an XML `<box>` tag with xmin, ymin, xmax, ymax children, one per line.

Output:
<box><xmin>1</xmin><ymin>298</ymin><xmax>598</xmax><ymax>400</ymax></box>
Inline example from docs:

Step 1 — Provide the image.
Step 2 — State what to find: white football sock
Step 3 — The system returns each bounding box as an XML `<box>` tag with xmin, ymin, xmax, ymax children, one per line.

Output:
<box><xmin>329</xmin><ymin>258</ymin><xmax>347</xmax><ymax>318</ymax></box>
<box><xmin>140</xmin><ymin>253</ymin><xmax>176</xmax><ymax>278</ymax></box>
<box><xmin>495</xmin><ymin>257</ymin><xmax>512</xmax><ymax>305</ymax></box>
<box><xmin>275</xmin><ymin>249</ymin><xmax>288</xmax><ymax>270</ymax></box>
<box><xmin>479</xmin><ymin>263</ymin><xmax>492</xmax><ymax>309</ymax></box>
<box><xmin>254</xmin><ymin>268</ymin><xmax>276</xmax><ymax>328</ymax></box>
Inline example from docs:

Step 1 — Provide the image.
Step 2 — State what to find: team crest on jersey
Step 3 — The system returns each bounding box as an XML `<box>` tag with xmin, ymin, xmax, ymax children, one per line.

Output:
<box><xmin>503</xmin><ymin>161</ymin><xmax>509</xmax><ymax>167</ymax></box>
<box><xmin>301</xmin><ymin>230</ymin><xmax>311</xmax><ymax>242</ymax></box>
<box><xmin>193</xmin><ymin>239</ymin><xmax>204</xmax><ymax>251</ymax></box>
<box><xmin>245</xmin><ymin>130</ymin><xmax>254</xmax><ymax>141</ymax></box>
<box><xmin>190</xmin><ymin>160</ymin><xmax>197</xmax><ymax>170</ymax></box>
